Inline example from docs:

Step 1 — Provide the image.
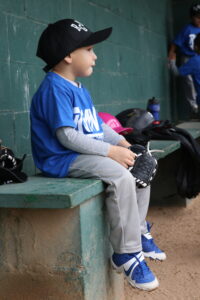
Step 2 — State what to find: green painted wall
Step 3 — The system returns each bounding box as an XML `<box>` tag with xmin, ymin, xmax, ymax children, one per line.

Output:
<box><xmin>0</xmin><ymin>0</ymin><xmax>172</xmax><ymax>175</ymax></box>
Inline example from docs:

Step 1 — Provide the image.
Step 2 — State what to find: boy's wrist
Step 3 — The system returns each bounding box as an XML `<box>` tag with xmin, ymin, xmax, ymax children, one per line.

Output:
<box><xmin>118</xmin><ymin>139</ymin><xmax>131</xmax><ymax>148</ymax></box>
<box><xmin>107</xmin><ymin>145</ymin><xmax>117</xmax><ymax>158</ymax></box>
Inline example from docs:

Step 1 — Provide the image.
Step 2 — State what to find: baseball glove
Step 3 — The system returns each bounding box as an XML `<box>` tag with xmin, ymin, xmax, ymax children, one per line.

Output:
<box><xmin>0</xmin><ymin>146</ymin><xmax>17</xmax><ymax>169</ymax></box>
<box><xmin>0</xmin><ymin>142</ymin><xmax>27</xmax><ymax>185</ymax></box>
<box><xmin>128</xmin><ymin>143</ymin><xmax>158</xmax><ymax>188</ymax></box>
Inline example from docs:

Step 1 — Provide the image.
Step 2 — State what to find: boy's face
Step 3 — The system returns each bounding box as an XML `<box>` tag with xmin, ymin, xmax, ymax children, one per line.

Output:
<box><xmin>192</xmin><ymin>15</ymin><xmax>200</xmax><ymax>27</ymax></box>
<box><xmin>69</xmin><ymin>46</ymin><xmax>97</xmax><ymax>79</ymax></box>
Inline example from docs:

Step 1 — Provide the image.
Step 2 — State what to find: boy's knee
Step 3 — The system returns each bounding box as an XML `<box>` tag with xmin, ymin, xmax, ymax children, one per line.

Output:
<box><xmin>118</xmin><ymin>166</ymin><xmax>135</xmax><ymax>183</ymax></box>
<box><xmin>102</xmin><ymin>158</ymin><xmax>136</xmax><ymax>186</ymax></box>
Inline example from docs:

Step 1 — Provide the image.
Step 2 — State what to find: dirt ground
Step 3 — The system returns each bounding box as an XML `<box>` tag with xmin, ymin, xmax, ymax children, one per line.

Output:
<box><xmin>124</xmin><ymin>194</ymin><xmax>200</xmax><ymax>300</ymax></box>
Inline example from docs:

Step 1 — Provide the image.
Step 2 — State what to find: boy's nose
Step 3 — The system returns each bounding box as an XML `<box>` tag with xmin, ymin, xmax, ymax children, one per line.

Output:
<box><xmin>93</xmin><ymin>52</ymin><xmax>97</xmax><ymax>60</ymax></box>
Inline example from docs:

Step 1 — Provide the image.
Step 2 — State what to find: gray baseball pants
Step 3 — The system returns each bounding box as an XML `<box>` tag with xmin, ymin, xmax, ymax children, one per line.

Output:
<box><xmin>68</xmin><ymin>154</ymin><xmax>150</xmax><ymax>254</ymax></box>
<box><xmin>181</xmin><ymin>55</ymin><xmax>197</xmax><ymax>110</ymax></box>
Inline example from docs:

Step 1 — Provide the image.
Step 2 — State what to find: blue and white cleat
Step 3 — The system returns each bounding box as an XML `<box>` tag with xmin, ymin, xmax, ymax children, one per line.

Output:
<box><xmin>142</xmin><ymin>222</ymin><xmax>166</xmax><ymax>261</ymax></box>
<box><xmin>111</xmin><ymin>251</ymin><xmax>159</xmax><ymax>291</ymax></box>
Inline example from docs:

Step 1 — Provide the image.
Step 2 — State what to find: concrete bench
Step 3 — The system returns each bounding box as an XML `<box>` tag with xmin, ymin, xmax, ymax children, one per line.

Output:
<box><xmin>0</xmin><ymin>121</ymin><xmax>199</xmax><ymax>299</ymax></box>
<box><xmin>0</xmin><ymin>177</ymin><xmax>124</xmax><ymax>300</ymax></box>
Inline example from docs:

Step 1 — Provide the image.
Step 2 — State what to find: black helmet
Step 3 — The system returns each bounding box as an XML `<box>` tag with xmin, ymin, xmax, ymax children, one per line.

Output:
<box><xmin>190</xmin><ymin>3</ymin><xmax>200</xmax><ymax>17</ymax></box>
<box><xmin>116</xmin><ymin>108</ymin><xmax>154</xmax><ymax>131</ymax></box>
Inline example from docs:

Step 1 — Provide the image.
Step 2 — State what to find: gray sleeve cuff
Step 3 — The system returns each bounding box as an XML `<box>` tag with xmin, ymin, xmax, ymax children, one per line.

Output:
<box><xmin>102</xmin><ymin>123</ymin><xmax>125</xmax><ymax>145</ymax></box>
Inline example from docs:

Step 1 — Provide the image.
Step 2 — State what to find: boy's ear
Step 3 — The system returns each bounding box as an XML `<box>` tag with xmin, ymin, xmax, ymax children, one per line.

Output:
<box><xmin>64</xmin><ymin>55</ymin><xmax>72</xmax><ymax>64</ymax></box>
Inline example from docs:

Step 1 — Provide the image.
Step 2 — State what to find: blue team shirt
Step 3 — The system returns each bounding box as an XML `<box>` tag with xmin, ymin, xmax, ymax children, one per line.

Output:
<box><xmin>173</xmin><ymin>23</ymin><xmax>200</xmax><ymax>56</ymax></box>
<box><xmin>179</xmin><ymin>54</ymin><xmax>200</xmax><ymax>104</ymax></box>
<box><xmin>30</xmin><ymin>72</ymin><xmax>104</xmax><ymax>177</ymax></box>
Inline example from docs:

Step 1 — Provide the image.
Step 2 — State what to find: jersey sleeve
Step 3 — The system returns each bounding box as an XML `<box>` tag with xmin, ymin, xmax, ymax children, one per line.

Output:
<box><xmin>43</xmin><ymin>85</ymin><xmax>76</xmax><ymax>135</ymax></box>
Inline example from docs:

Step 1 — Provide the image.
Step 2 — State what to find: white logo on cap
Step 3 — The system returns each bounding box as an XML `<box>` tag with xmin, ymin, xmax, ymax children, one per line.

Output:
<box><xmin>194</xmin><ymin>4</ymin><xmax>200</xmax><ymax>11</ymax></box>
<box><xmin>71</xmin><ymin>20</ymin><xmax>88</xmax><ymax>32</ymax></box>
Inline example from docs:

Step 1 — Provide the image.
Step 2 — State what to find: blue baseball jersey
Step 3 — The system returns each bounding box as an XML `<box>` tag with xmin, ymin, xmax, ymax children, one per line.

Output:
<box><xmin>179</xmin><ymin>54</ymin><xmax>200</xmax><ymax>104</ymax></box>
<box><xmin>30</xmin><ymin>72</ymin><xmax>104</xmax><ymax>177</ymax></box>
<box><xmin>173</xmin><ymin>23</ymin><xmax>200</xmax><ymax>56</ymax></box>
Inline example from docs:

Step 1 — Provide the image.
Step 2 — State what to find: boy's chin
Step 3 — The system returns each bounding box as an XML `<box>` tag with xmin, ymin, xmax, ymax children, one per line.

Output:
<box><xmin>83</xmin><ymin>68</ymin><xmax>94</xmax><ymax>77</ymax></box>
<box><xmin>194</xmin><ymin>23</ymin><xmax>200</xmax><ymax>28</ymax></box>
<box><xmin>192</xmin><ymin>20</ymin><xmax>200</xmax><ymax>27</ymax></box>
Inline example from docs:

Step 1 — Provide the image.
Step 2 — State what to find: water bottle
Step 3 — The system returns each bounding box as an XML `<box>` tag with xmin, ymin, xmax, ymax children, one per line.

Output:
<box><xmin>147</xmin><ymin>97</ymin><xmax>160</xmax><ymax>121</ymax></box>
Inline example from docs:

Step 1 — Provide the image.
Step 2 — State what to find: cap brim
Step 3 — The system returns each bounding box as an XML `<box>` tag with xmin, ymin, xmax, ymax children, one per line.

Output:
<box><xmin>79</xmin><ymin>27</ymin><xmax>112</xmax><ymax>48</ymax></box>
<box><xmin>116</xmin><ymin>127</ymin><xmax>133</xmax><ymax>135</ymax></box>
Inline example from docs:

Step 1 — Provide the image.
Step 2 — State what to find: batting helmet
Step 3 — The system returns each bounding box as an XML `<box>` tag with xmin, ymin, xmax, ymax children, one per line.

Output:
<box><xmin>116</xmin><ymin>108</ymin><xmax>154</xmax><ymax>131</ymax></box>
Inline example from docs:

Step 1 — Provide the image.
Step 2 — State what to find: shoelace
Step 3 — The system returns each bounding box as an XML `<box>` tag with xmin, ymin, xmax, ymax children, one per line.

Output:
<box><xmin>147</xmin><ymin>141</ymin><xmax>164</xmax><ymax>155</ymax></box>
<box><xmin>132</xmin><ymin>253</ymin><xmax>150</xmax><ymax>279</ymax></box>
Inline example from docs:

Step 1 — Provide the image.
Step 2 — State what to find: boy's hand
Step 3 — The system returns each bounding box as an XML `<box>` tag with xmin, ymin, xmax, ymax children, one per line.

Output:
<box><xmin>108</xmin><ymin>145</ymin><xmax>136</xmax><ymax>168</ymax></box>
<box><xmin>168</xmin><ymin>53</ymin><xmax>176</xmax><ymax>61</ymax></box>
<box><xmin>168</xmin><ymin>43</ymin><xmax>177</xmax><ymax>61</ymax></box>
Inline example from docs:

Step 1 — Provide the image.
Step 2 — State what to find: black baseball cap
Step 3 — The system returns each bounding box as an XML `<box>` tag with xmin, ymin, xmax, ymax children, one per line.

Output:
<box><xmin>36</xmin><ymin>19</ymin><xmax>112</xmax><ymax>72</ymax></box>
<box><xmin>190</xmin><ymin>3</ymin><xmax>200</xmax><ymax>16</ymax></box>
